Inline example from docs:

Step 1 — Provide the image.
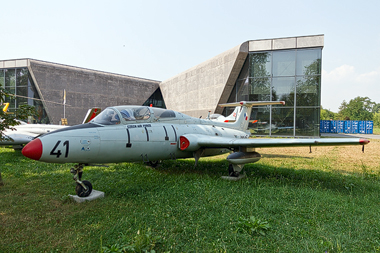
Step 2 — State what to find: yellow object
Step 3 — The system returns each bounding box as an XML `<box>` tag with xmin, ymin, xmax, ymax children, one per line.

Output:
<box><xmin>61</xmin><ymin>118</ymin><xmax>68</xmax><ymax>125</ymax></box>
<box><xmin>2</xmin><ymin>103</ymin><xmax>9</xmax><ymax>112</ymax></box>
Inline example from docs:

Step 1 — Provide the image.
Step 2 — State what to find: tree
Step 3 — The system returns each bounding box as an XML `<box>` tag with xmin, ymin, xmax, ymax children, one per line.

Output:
<box><xmin>320</xmin><ymin>106</ymin><xmax>337</xmax><ymax>120</ymax></box>
<box><xmin>374</xmin><ymin>112</ymin><xmax>380</xmax><ymax>127</ymax></box>
<box><xmin>373</xmin><ymin>103</ymin><xmax>380</xmax><ymax>114</ymax></box>
<box><xmin>0</xmin><ymin>87</ymin><xmax>36</xmax><ymax>186</ymax></box>
<box><xmin>337</xmin><ymin>96</ymin><xmax>376</xmax><ymax>121</ymax></box>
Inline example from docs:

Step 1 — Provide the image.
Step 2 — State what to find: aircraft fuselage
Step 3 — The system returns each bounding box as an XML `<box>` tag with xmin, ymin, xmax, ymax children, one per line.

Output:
<box><xmin>27</xmin><ymin>121</ymin><xmax>248</xmax><ymax>164</ymax></box>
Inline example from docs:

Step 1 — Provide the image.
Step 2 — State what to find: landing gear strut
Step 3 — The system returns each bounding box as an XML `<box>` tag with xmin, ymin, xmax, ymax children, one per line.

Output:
<box><xmin>224</xmin><ymin>150</ymin><xmax>261</xmax><ymax>180</ymax></box>
<box><xmin>228</xmin><ymin>164</ymin><xmax>240</xmax><ymax>177</ymax></box>
<box><xmin>70</xmin><ymin>164</ymin><xmax>93</xmax><ymax>197</ymax></box>
<box><xmin>222</xmin><ymin>163</ymin><xmax>246</xmax><ymax>180</ymax></box>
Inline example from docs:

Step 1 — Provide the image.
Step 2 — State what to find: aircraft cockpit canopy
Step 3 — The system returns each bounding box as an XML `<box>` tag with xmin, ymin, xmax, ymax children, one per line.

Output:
<box><xmin>90</xmin><ymin>106</ymin><xmax>186</xmax><ymax>126</ymax></box>
<box><xmin>91</xmin><ymin>108</ymin><xmax>122</xmax><ymax>125</ymax></box>
<box><xmin>150</xmin><ymin>107</ymin><xmax>176</xmax><ymax>120</ymax></box>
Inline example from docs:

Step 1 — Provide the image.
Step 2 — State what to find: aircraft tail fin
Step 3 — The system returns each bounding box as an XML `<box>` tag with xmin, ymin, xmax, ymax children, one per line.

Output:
<box><xmin>210</xmin><ymin>106</ymin><xmax>240</xmax><ymax>122</ymax></box>
<box><xmin>82</xmin><ymin>108</ymin><xmax>101</xmax><ymax>124</ymax></box>
<box><xmin>222</xmin><ymin>106</ymin><xmax>239</xmax><ymax>122</ymax></box>
<box><xmin>218</xmin><ymin>101</ymin><xmax>285</xmax><ymax>131</ymax></box>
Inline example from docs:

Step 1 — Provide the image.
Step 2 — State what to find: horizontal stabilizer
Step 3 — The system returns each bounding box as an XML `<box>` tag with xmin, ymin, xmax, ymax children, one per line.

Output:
<box><xmin>219</xmin><ymin>101</ymin><xmax>285</xmax><ymax>107</ymax></box>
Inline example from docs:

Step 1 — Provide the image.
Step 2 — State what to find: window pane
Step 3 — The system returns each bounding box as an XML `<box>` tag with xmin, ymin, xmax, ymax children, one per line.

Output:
<box><xmin>249</xmin><ymin>106</ymin><xmax>271</xmax><ymax>136</ymax></box>
<box><xmin>4</xmin><ymin>86</ymin><xmax>15</xmax><ymax>94</ymax></box>
<box><xmin>249</xmin><ymin>77</ymin><xmax>271</xmax><ymax>101</ymax></box>
<box><xmin>142</xmin><ymin>88</ymin><xmax>166</xmax><ymax>108</ymax></box>
<box><xmin>271</xmin><ymin>107</ymin><xmax>294</xmax><ymax>136</ymax></box>
<box><xmin>296</xmin><ymin>49</ymin><xmax>321</xmax><ymax>76</ymax></box>
<box><xmin>16</xmin><ymin>68</ymin><xmax>29</xmax><ymax>86</ymax></box>
<box><xmin>273</xmin><ymin>50</ymin><xmax>296</xmax><ymax>77</ymax></box>
<box><xmin>4</xmin><ymin>96</ymin><xmax>15</xmax><ymax>108</ymax></box>
<box><xmin>272</xmin><ymin>77</ymin><xmax>295</xmax><ymax>106</ymax></box>
<box><xmin>236</xmin><ymin>78</ymin><xmax>249</xmax><ymax>101</ymax></box>
<box><xmin>227</xmin><ymin>58</ymin><xmax>250</xmax><ymax>103</ymax></box>
<box><xmin>5</xmin><ymin>69</ymin><xmax>15</xmax><ymax>87</ymax></box>
<box><xmin>17</xmin><ymin>86</ymin><xmax>28</xmax><ymax>106</ymax></box>
<box><xmin>34</xmin><ymin>102</ymin><xmax>50</xmax><ymax>124</ymax></box>
<box><xmin>295</xmin><ymin>107</ymin><xmax>320</xmax><ymax>136</ymax></box>
<box><xmin>296</xmin><ymin>76</ymin><xmax>320</xmax><ymax>106</ymax></box>
<box><xmin>249</xmin><ymin>52</ymin><xmax>271</xmax><ymax>77</ymax></box>
<box><xmin>0</xmin><ymin>70</ymin><xmax>4</xmax><ymax>87</ymax></box>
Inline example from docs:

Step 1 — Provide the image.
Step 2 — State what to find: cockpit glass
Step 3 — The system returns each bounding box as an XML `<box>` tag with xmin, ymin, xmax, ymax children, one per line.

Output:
<box><xmin>119</xmin><ymin>109</ymin><xmax>136</xmax><ymax>121</ymax></box>
<box><xmin>91</xmin><ymin>108</ymin><xmax>121</xmax><ymax>125</ymax></box>
<box><xmin>151</xmin><ymin>108</ymin><xmax>176</xmax><ymax>120</ymax></box>
<box><xmin>92</xmin><ymin>106</ymin><xmax>154</xmax><ymax>125</ymax></box>
<box><xmin>132</xmin><ymin>106</ymin><xmax>151</xmax><ymax>120</ymax></box>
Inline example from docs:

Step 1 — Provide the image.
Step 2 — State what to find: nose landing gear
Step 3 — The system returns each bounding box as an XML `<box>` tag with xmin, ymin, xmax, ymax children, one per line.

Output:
<box><xmin>70</xmin><ymin>164</ymin><xmax>93</xmax><ymax>197</ymax></box>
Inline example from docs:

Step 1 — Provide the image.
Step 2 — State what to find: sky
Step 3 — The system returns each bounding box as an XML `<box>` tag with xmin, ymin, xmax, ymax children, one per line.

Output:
<box><xmin>1</xmin><ymin>0</ymin><xmax>379</xmax><ymax>112</ymax></box>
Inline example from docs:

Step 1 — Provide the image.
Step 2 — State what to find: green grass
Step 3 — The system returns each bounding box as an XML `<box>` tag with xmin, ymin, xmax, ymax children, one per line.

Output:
<box><xmin>1</xmin><ymin>142</ymin><xmax>380</xmax><ymax>252</ymax></box>
<box><xmin>373</xmin><ymin>126</ymin><xmax>380</xmax><ymax>135</ymax></box>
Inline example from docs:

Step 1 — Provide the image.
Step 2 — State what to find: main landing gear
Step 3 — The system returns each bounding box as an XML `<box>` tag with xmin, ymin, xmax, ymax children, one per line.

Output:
<box><xmin>223</xmin><ymin>150</ymin><xmax>261</xmax><ymax>180</ymax></box>
<box><xmin>228</xmin><ymin>164</ymin><xmax>241</xmax><ymax>177</ymax></box>
<box><xmin>145</xmin><ymin>160</ymin><xmax>161</xmax><ymax>168</ymax></box>
<box><xmin>70</xmin><ymin>164</ymin><xmax>93</xmax><ymax>197</ymax></box>
<box><xmin>222</xmin><ymin>163</ymin><xmax>246</xmax><ymax>181</ymax></box>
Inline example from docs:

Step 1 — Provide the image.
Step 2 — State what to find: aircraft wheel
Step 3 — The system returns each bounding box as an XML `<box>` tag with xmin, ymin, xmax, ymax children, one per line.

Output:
<box><xmin>75</xmin><ymin>180</ymin><xmax>93</xmax><ymax>197</ymax></box>
<box><xmin>146</xmin><ymin>161</ymin><xmax>160</xmax><ymax>168</ymax></box>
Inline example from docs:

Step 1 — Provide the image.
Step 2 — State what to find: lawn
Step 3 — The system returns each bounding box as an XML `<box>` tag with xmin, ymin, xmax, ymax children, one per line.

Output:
<box><xmin>1</xmin><ymin>139</ymin><xmax>380</xmax><ymax>252</ymax></box>
<box><xmin>373</xmin><ymin>126</ymin><xmax>380</xmax><ymax>135</ymax></box>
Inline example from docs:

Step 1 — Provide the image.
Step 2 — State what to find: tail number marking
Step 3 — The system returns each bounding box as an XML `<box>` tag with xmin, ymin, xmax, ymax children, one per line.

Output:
<box><xmin>50</xmin><ymin>140</ymin><xmax>69</xmax><ymax>158</ymax></box>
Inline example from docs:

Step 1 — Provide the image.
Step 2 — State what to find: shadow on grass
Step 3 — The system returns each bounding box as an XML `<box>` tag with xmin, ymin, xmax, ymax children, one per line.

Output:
<box><xmin>152</xmin><ymin>158</ymin><xmax>380</xmax><ymax>195</ymax></box>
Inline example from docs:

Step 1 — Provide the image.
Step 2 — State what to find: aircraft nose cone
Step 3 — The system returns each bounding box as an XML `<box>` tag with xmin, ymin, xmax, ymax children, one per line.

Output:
<box><xmin>22</xmin><ymin>138</ymin><xmax>43</xmax><ymax>160</ymax></box>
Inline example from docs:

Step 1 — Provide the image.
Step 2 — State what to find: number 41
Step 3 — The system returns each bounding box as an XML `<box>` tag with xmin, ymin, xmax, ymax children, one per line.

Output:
<box><xmin>50</xmin><ymin>140</ymin><xmax>69</xmax><ymax>158</ymax></box>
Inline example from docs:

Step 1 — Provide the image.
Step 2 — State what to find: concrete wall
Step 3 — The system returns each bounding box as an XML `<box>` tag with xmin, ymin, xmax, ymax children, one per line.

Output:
<box><xmin>160</xmin><ymin>42</ymin><xmax>249</xmax><ymax>118</ymax></box>
<box><xmin>248</xmin><ymin>34</ymin><xmax>324</xmax><ymax>51</ymax></box>
<box><xmin>29</xmin><ymin>60</ymin><xmax>159</xmax><ymax>125</ymax></box>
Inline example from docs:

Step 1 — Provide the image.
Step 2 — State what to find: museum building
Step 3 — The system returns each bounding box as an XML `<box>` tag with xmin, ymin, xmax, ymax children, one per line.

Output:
<box><xmin>0</xmin><ymin>34</ymin><xmax>323</xmax><ymax>137</ymax></box>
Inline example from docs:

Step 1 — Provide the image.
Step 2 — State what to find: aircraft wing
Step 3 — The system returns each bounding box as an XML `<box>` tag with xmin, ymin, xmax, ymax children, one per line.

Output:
<box><xmin>0</xmin><ymin>133</ymin><xmax>35</xmax><ymax>145</ymax></box>
<box><xmin>179</xmin><ymin>134</ymin><xmax>369</xmax><ymax>151</ymax></box>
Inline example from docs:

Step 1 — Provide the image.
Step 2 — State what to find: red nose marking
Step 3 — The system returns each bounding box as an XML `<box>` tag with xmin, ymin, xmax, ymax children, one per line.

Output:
<box><xmin>22</xmin><ymin>138</ymin><xmax>43</xmax><ymax>160</ymax></box>
<box><xmin>359</xmin><ymin>138</ymin><xmax>370</xmax><ymax>145</ymax></box>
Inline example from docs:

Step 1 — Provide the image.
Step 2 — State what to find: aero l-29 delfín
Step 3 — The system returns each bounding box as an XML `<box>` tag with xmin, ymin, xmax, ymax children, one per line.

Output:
<box><xmin>22</xmin><ymin>101</ymin><xmax>370</xmax><ymax>197</ymax></box>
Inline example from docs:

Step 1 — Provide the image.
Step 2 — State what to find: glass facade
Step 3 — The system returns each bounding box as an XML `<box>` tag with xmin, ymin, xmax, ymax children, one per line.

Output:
<box><xmin>0</xmin><ymin>67</ymin><xmax>50</xmax><ymax>123</ymax></box>
<box><xmin>143</xmin><ymin>88</ymin><xmax>166</xmax><ymax>108</ymax></box>
<box><xmin>227</xmin><ymin>48</ymin><xmax>322</xmax><ymax>137</ymax></box>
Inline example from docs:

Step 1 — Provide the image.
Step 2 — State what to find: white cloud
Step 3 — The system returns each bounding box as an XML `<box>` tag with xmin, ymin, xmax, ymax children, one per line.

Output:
<box><xmin>321</xmin><ymin>65</ymin><xmax>380</xmax><ymax>112</ymax></box>
<box><xmin>356</xmin><ymin>68</ymin><xmax>380</xmax><ymax>84</ymax></box>
<box><xmin>323</xmin><ymin>65</ymin><xmax>355</xmax><ymax>81</ymax></box>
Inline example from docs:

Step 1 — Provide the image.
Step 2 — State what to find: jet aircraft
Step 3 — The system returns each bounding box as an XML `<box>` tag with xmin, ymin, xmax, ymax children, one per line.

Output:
<box><xmin>1</xmin><ymin>121</ymin><xmax>67</xmax><ymax>148</ymax></box>
<box><xmin>22</xmin><ymin>101</ymin><xmax>369</xmax><ymax>197</ymax></box>
<box><xmin>1</xmin><ymin>102</ymin><xmax>66</xmax><ymax>148</ymax></box>
<box><xmin>0</xmin><ymin>108</ymin><xmax>101</xmax><ymax>149</ymax></box>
